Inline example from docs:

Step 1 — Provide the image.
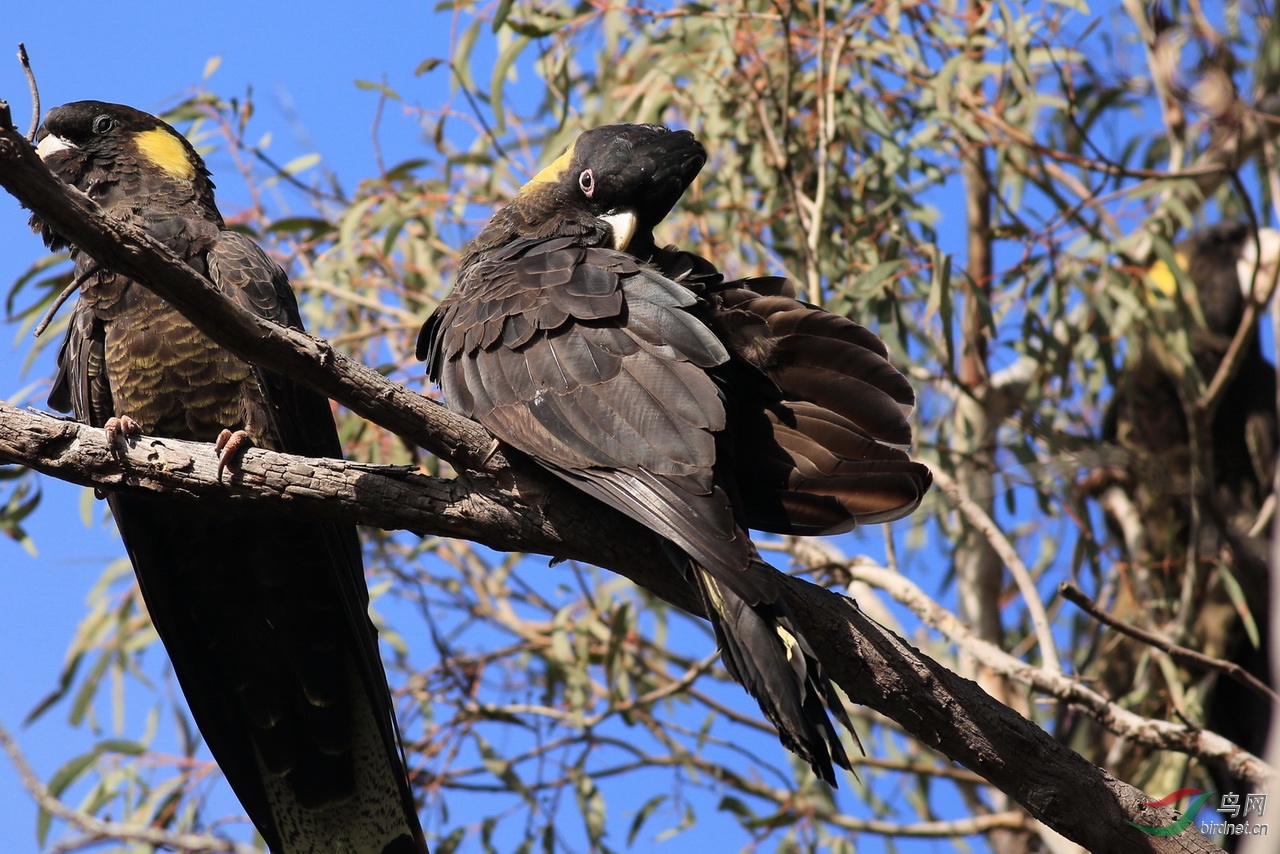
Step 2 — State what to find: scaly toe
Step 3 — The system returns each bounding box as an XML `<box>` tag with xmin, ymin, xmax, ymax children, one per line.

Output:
<box><xmin>215</xmin><ymin>429</ymin><xmax>254</xmax><ymax>480</ymax></box>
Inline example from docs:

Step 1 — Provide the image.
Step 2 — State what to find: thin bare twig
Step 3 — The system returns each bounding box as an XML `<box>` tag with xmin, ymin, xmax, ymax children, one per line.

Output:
<box><xmin>449</xmin><ymin>62</ymin><xmax>508</xmax><ymax>162</ymax></box>
<box><xmin>847</xmin><ymin>562</ymin><xmax>1272</xmax><ymax>791</ymax></box>
<box><xmin>33</xmin><ymin>266</ymin><xmax>95</xmax><ymax>337</ymax></box>
<box><xmin>0</xmin><ymin>720</ymin><xmax>257</xmax><ymax>853</ymax></box>
<box><xmin>17</xmin><ymin>43</ymin><xmax>38</xmax><ymax>141</ymax></box>
<box><xmin>1061</xmin><ymin>582</ymin><xmax>1280</xmax><ymax>707</ymax></box>
<box><xmin>932</xmin><ymin>468</ymin><xmax>1063</xmax><ymax>674</ymax></box>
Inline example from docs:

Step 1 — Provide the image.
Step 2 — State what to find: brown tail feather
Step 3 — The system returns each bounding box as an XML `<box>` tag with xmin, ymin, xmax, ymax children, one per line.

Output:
<box><xmin>688</xmin><ymin>268</ymin><xmax>932</xmax><ymax>535</ymax></box>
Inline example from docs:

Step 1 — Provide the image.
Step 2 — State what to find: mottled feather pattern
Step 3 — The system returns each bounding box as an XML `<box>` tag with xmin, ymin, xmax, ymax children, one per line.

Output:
<box><xmin>35</xmin><ymin>101</ymin><xmax>425</xmax><ymax>854</ymax></box>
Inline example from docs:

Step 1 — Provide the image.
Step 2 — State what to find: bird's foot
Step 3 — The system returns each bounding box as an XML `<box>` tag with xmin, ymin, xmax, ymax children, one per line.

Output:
<box><xmin>103</xmin><ymin>416</ymin><xmax>142</xmax><ymax>453</ymax></box>
<box><xmin>215</xmin><ymin>429</ymin><xmax>254</xmax><ymax>480</ymax></box>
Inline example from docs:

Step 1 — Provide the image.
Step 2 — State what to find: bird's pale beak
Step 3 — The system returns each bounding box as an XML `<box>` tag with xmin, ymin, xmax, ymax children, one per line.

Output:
<box><xmin>35</xmin><ymin>134</ymin><xmax>76</xmax><ymax>160</ymax></box>
<box><xmin>601</xmin><ymin>208</ymin><xmax>638</xmax><ymax>252</ymax></box>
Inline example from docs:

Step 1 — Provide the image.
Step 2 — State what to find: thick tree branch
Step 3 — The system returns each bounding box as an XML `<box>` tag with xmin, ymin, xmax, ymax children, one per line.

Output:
<box><xmin>851</xmin><ymin>564</ymin><xmax>1271</xmax><ymax>792</ymax></box>
<box><xmin>0</xmin><ymin>100</ymin><xmax>499</xmax><ymax>475</ymax></box>
<box><xmin>0</xmin><ymin>100</ymin><xmax>1224</xmax><ymax>852</ymax></box>
<box><xmin>0</xmin><ymin>390</ymin><xmax>1224</xmax><ymax>853</ymax></box>
<box><xmin>0</xmin><ymin>402</ymin><xmax>699</xmax><ymax>613</ymax></box>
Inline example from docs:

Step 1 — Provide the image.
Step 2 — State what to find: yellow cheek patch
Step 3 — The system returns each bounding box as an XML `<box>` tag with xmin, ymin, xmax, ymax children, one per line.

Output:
<box><xmin>518</xmin><ymin>148</ymin><xmax>574</xmax><ymax>196</ymax></box>
<box><xmin>135</xmin><ymin>128</ymin><xmax>196</xmax><ymax>181</ymax></box>
<box><xmin>1146</xmin><ymin>251</ymin><xmax>1188</xmax><ymax>299</ymax></box>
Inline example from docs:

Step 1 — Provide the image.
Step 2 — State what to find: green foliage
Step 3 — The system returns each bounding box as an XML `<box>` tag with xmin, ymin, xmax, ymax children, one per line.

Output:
<box><xmin>0</xmin><ymin>465</ymin><xmax>40</xmax><ymax>555</ymax></box>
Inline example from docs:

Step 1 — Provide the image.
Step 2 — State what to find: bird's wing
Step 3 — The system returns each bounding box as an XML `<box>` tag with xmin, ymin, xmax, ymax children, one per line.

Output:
<box><xmin>206</xmin><ymin>229</ymin><xmax>348</xmax><ymax>458</ymax></box>
<box><xmin>428</xmin><ymin>237</ymin><xmax>852</xmax><ymax>779</ymax></box>
<box><xmin>197</xmin><ymin>227</ymin><xmax>422</xmax><ymax>849</ymax></box>
<box><xmin>646</xmin><ymin>247</ymin><xmax>931</xmax><ymax>534</ymax></box>
<box><xmin>428</xmin><ymin>237</ymin><xmax>771</xmax><ymax>589</ymax></box>
<box><xmin>48</xmin><ymin>291</ymin><xmax>109</xmax><ymax>427</ymax></box>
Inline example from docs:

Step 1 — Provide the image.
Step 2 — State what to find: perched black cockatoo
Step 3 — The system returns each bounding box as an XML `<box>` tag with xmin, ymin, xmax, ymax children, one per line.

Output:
<box><xmin>419</xmin><ymin>124</ymin><xmax>930</xmax><ymax>784</ymax></box>
<box><xmin>34</xmin><ymin>100</ymin><xmax>426</xmax><ymax>854</ymax></box>
<box><xmin>1089</xmin><ymin>222</ymin><xmax>1278</xmax><ymax>801</ymax></box>
<box><xmin>1110</xmin><ymin>223</ymin><xmax>1278</xmax><ymax>555</ymax></box>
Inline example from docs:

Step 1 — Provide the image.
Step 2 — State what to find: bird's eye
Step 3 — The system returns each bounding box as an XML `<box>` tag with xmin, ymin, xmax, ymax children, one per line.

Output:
<box><xmin>578</xmin><ymin>169</ymin><xmax>595</xmax><ymax>198</ymax></box>
<box><xmin>92</xmin><ymin>115</ymin><xmax>115</xmax><ymax>135</ymax></box>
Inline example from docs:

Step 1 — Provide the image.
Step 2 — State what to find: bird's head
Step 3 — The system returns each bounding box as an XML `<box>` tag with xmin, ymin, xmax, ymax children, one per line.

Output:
<box><xmin>516</xmin><ymin>123</ymin><xmax>707</xmax><ymax>251</ymax></box>
<box><xmin>32</xmin><ymin>101</ymin><xmax>217</xmax><ymax>245</ymax></box>
<box><xmin>1144</xmin><ymin>222</ymin><xmax>1280</xmax><ymax>329</ymax></box>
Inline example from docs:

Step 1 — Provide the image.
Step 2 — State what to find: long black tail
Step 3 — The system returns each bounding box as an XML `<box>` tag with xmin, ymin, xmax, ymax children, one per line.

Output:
<box><xmin>690</xmin><ymin>556</ymin><xmax>857</xmax><ymax>785</ymax></box>
<box><xmin>109</xmin><ymin>493</ymin><xmax>427</xmax><ymax>854</ymax></box>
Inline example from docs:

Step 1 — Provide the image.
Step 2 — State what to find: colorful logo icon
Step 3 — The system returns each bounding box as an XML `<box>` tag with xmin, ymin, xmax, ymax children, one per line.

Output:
<box><xmin>1128</xmin><ymin>788</ymin><xmax>1214</xmax><ymax>836</ymax></box>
